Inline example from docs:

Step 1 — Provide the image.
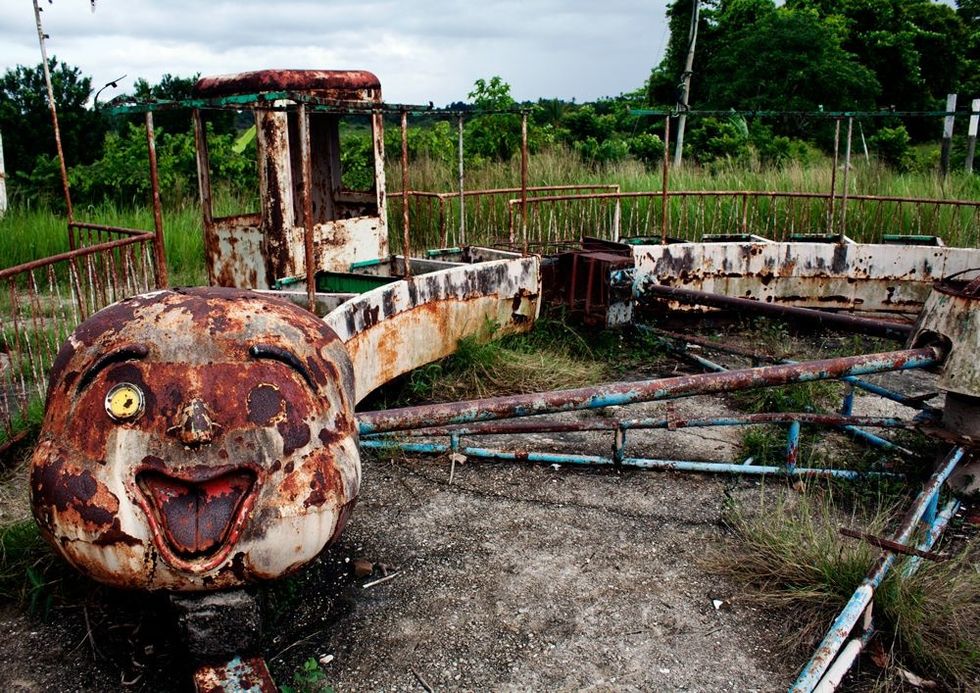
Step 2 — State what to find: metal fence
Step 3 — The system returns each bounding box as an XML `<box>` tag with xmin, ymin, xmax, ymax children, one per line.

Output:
<box><xmin>0</xmin><ymin>225</ymin><xmax>159</xmax><ymax>440</ymax></box>
<box><xmin>388</xmin><ymin>185</ymin><xmax>621</xmax><ymax>251</ymax></box>
<box><xmin>503</xmin><ymin>190</ymin><xmax>980</xmax><ymax>248</ymax></box>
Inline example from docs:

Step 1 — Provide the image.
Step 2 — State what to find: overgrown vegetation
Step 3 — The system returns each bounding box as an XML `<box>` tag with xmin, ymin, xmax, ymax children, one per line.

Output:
<box><xmin>712</xmin><ymin>488</ymin><xmax>980</xmax><ymax>689</ymax></box>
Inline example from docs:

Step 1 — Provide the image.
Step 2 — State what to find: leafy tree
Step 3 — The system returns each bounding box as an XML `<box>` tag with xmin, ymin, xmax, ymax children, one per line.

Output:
<box><xmin>869</xmin><ymin>124</ymin><xmax>914</xmax><ymax>172</ymax></box>
<box><xmin>789</xmin><ymin>0</ymin><xmax>968</xmax><ymax>111</ymax></box>
<box><xmin>703</xmin><ymin>3</ymin><xmax>880</xmax><ymax>115</ymax></box>
<box><xmin>464</xmin><ymin>76</ymin><xmax>521</xmax><ymax>161</ymax></box>
<box><xmin>0</xmin><ymin>59</ymin><xmax>106</xmax><ymax>175</ymax></box>
<box><xmin>627</xmin><ymin>133</ymin><xmax>666</xmax><ymax>168</ymax></box>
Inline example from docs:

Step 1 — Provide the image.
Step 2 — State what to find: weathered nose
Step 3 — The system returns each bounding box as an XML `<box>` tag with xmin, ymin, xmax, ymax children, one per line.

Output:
<box><xmin>174</xmin><ymin>399</ymin><xmax>215</xmax><ymax>446</ymax></box>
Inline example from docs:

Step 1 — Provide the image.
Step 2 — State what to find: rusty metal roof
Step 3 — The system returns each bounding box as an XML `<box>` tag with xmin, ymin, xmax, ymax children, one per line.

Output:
<box><xmin>193</xmin><ymin>69</ymin><xmax>381</xmax><ymax>98</ymax></box>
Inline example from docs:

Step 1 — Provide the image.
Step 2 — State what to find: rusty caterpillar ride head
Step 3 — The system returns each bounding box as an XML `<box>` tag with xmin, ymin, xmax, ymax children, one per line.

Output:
<box><xmin>30</xmin><ymin>288</ymin><xmax>360</xmax><ymax>591</ymax></box>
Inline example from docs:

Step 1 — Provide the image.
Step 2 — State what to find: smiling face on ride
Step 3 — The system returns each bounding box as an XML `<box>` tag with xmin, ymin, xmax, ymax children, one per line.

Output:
<box><xmin>30</xmin><ymin>288</ymin><xmax>360</xmax><ymax>591</ymax></box>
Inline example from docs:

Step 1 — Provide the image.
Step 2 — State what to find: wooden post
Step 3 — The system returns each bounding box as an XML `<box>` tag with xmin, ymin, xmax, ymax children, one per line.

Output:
<box><xmin>520</xmin><ymin>111</ymin><xmax>528</xmax><ymax>255</ymax></box>
<box><xmin>0</xmin><ymin>130</ymin><xmax>6</xmax><ymax>219</ymax></box>
<box><xmin>940</xmin><ymin>93</ymin><xmax>957</xmax><ymax>177</ymax></box>
<box><xmin>966</xmin><ymin>98</ymin><xmax>979</xmax><ymax>175</ymax></box>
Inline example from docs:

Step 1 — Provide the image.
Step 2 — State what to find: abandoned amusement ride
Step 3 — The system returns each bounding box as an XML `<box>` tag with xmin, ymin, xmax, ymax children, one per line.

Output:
<box><xmin>3</xmin><ymin>69</ymin><xmax>979</xmax><ymax>691</ymax></box>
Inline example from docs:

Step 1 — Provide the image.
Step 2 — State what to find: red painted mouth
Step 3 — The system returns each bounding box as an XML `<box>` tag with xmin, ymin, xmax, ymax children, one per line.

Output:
<box><xmin>136</xmin><ymin>466</ymin><xmax>257</xmax><ymax>561</ymax></box>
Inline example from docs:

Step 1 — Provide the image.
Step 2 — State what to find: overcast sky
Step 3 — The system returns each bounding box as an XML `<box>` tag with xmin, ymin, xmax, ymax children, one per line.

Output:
<box><xmin>1</xmin><ymin>1</ymin><xmax>672</xmax><ymax>106</ymax></box>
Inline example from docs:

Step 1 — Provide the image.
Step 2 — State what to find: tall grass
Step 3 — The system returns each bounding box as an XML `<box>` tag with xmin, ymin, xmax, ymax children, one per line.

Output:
<box><xmin>2</xmin><ymin>145</ymin><xmax>977</xmax><ymax>282</ymax></box>
<box><xmin>713</xmin><ymin>488</ymin><xmax>980</xmax><ymax>688</ymax></box>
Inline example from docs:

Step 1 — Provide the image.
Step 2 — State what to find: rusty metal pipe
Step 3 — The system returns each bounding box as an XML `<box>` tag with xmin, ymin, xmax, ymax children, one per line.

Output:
<box><xmin>297</xmin><ymin>104</ymin><xmax>316</xmax><ymax>312</ymax></box>
<box><xmin>401</xmin><ymin>110</ymin><xmax>411</xmax><ymax>278</ymax></box>
<box><xmin>32</xmin><ymin>0</ymin><xmax>73</xmax><ymax>225</ymax></box>
<box><xmin>661</xmin><ymin>116</ymin><xmax>670</xmax><ymax>244</ymax></box>
<box><xmin>144</xmin><ymin>112</ymin><xmax>169</xmax><ymax>289</ymax></box>
<box><xmin>637</xmin><ymin>282</ymin><xmax>912</xmax><ymax>340</ymax></box>
<box><xmin>357</xmin><ymin>346</ymin><xmax>941</xmax><ymax>434</ymax></box>
<box><xmin>368</xmin><ymin>412</ymin><xmax>922</xmax><ymax>438</ymax></box>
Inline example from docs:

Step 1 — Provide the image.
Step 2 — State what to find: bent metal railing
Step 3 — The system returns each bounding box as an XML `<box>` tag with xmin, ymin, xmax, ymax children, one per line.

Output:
<box><xmin>0</xmin><ymin>225</ymin><xmax>160</xmax><ymax>441</ymax></box>
<box><xmin>501</xmin><ymin>190</ymin><xmax>980</xmax><ymax>249</ymax></box>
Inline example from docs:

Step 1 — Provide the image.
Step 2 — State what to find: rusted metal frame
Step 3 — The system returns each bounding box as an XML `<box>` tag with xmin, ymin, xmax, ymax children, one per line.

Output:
<box><xmin>297</xmin><ymin>103</ymin><xmax>317</xmax><ymax>312</ymax></box>
<box><xmin>32</xmin><ymin>0</ymin><xmax>73</xmax><ymax>225</ymax></box>
<box><xmin>661</xmin><ymin>116</ymin><xmax>670</xmax><ymax>244</ymax></box>
<box><xmin>356</xmin><ymin>346</ymin><xmax>941</xmax><ymax>435</ymax></box>
<box><xmin>0</xmin><ymin>233</ymin><xmax>153</xmax><ymax>282</ymax></box>
<box><xmin>838</xmin><ymin>526</ymin><xmax>946</xmax><ymax>562</ymax></box>
<box><xmin>639</xmin><ymin>324</ymin><xmax>916</xmax><ymax>458</ymax></box>
<box><xmin>66</xmin><ymin>222</ymin><xmax>151</xmax><ymax>239</ymax></box>
<box><xmin>635</xmin><ymin>282</ymin><xmax>913</xmax><ymax>340</ymax></box>
<box><xmin>400</xmin><ymin>109</ymin><xmax>412</xmax><ymax>278</ymax></box>
<box><xmin>24</xmin><ymin>270</ymin><xmax>52</xmax><ymax>400</ymax></box>
<box><xmin>521</xmin><ymin>111</ymin><xmax>529</xmax><ymax>255</ymax></box>
<box><xmin>0</xmin><ymin>309</ymin><xmax>13</xmax><ymax>437</ymax></box>
<box><xmin>144</xmin><ymin>112</ymin><xmax>169</xmax><ymax>289</ymax></box>
<box><xmin>839</xmin><ymin>117</ymin><xmax>853</xmax><ymax>243</ymax></box>
<box><xmin>791</xmin><ymin>446</ymin><xmax>964</xmax><ymax>692</ymax></box>
<box><xmin>367</xmin><ymin>412</ymin><xmax>921</xmax><ymax>439</ymax></box>
<box><xmin>83</xmin><ymin>253</ymin><xmax>98</xmax><ymax>317</ymax></box>
<box><xmin>6</xmin><ymin>280</ymin><xmax>30</xmax><ymax>414</ymax></box>
<box><xmin>104</xmin><ymin>243</ymin><xmax>124</xmax><ymax>305</ymax></box>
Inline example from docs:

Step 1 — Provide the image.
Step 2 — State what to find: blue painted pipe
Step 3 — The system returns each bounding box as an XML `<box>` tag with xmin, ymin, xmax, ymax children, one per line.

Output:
<box><xmin>360</xmin><ymin>440</ymin><xmax>897</xmax><ymax>480</ymax></box>
<box><xmin>785</xmin><ymin>421</ymin><xmax>801</xmax><ymax>475</ymax></box>
<box><xmin>789</xmin><ymin>447</ymin><xmax>965</xmax><ymax>692</ymax></box>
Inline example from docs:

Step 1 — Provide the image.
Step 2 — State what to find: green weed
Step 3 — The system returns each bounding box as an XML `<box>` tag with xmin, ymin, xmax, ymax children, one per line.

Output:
<box><xmin>280</xmin><ymin>657</ymin><xmax>333</xmax><ymax>693</ymax></box>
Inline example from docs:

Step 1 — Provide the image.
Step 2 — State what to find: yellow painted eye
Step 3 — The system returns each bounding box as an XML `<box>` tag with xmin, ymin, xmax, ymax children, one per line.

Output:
<box><xmin>105</xmin><ymin>383</ymin><xmax>145</xmax><ymax>422</ymax></box>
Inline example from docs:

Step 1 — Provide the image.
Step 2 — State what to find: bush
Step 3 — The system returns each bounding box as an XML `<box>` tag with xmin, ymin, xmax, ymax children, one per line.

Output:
<box><xmin>870</xmin><ymin>125</ymin><xmax>914</xmax><ymax>172</ymax></box>
<box><xmin>687</xmin><ymin>115</ymin><xmax>750</xmax><ymax>164</ymax></box>
<box><xmin>627</xmin><ymin>133</ymin><xmax>665</xmax><ymax>168</ymax></box>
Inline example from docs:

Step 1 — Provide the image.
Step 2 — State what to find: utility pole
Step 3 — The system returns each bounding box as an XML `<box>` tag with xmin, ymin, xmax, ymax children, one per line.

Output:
<box><xmin>673</xmin><ymin>0</ymin><xmax>700</xmax><ymax>167</ymax></box>
<box><xmin>32</xmin><ymin>0</ymin><xmax>74</xmax><ymax>221</ymax></box>
<box><xmin>0</xmin><ymin>130</ymin><xmax>6</xmax><ymax>219</ymax></box>
<box><xmin>966</xmin><ymin>98</ymin><xmax>979</xmax><ymax>175</ymax></box>
<box><xmin>939</xmin><ymin>93</ymin><xmax>956</xmax><ymax>177</ymax></box>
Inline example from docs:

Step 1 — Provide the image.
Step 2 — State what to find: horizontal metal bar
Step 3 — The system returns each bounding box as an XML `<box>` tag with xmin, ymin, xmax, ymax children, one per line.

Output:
<box><xmin>637</xmin><ymin>283</ymin><xmax>912</xmax><ymax>340</ymax></box>
<box><xmin>630</xmin><ymin>107</ymin><xmax>968</xmax><ymax>119</ymax></box>
<box><xmin>360</xmin><ymin>440</ymin><xmax>895</xmax><ymax>479</ymax></box>
<box><xmin>365</xmin><ymin>412</ymin><xmax>924</xmax><ymax>438</ymax></box>
<box><xmin>357</xmin><ymin>347</ymin><xmax>940</xmax><ymax>435</ymax></box>
<box><xmin>839</xmin><ymin>527</ymin><xmax>946</xmax><ymax>562</ymax></box>
<box><xmin>0</xmin><ymin>232</ymin><xmax>154</xmax><ymax>279</ymax></box>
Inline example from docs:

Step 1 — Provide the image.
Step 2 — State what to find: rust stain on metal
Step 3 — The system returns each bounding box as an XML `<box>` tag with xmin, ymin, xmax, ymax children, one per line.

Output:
<box><xmin>193</xmin><ymin>69</ymin><xmax>381</xmax><ymax>100</ymax></box>
<box><xmin>31</xmin><ymin>288</ymin><xmax>360</xmax><ymax>590</ymax></box>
